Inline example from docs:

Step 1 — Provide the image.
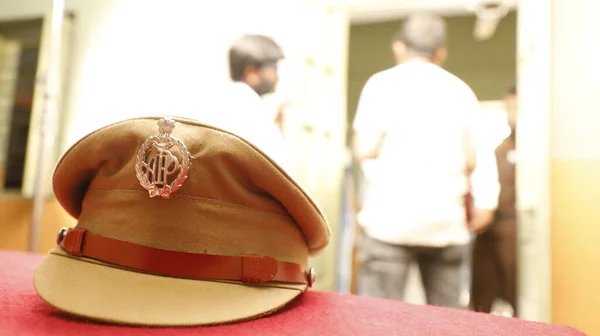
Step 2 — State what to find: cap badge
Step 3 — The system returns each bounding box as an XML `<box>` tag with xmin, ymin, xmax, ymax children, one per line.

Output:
<box><xmin>135</xmin><ymin>117</ymin><xmax>191</xmax><ymax>199</ymax></box>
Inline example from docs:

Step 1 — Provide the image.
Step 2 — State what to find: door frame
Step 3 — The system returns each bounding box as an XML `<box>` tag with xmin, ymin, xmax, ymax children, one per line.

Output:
<box><xmin>341</xmin><ymin>1</ymin><xmax>553</xmax><ymax>323</ymax></box>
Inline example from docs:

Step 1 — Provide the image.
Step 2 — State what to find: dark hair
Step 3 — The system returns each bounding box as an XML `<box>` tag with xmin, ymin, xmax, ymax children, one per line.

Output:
<box><xmin>393</xmin><ymin>12</ymin><xmax>446</xmax><ymax>59</ymax></box>
<box><xmin>228</xmin><ymin>34</ymin><xmax>284</xmax><ymax>81</ymax></box>
<box><xmin>508</xmin><ymin>86</ymin><xmax>517</xmax><ymax>95</ymax></box>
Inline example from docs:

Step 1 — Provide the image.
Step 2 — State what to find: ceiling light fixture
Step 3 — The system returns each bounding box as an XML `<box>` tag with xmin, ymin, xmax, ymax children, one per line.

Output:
<box><xmin>472</xmin><ymin>1</ymin><xmax>510</xmax><ymax>41</ymax></box>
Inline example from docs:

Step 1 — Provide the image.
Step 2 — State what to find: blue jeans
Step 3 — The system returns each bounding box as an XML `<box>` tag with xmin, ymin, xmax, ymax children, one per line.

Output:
<box><xmin>357</xmin><ymin>233</ymin><xmax>468</xmax><ymax>309</ymax></box>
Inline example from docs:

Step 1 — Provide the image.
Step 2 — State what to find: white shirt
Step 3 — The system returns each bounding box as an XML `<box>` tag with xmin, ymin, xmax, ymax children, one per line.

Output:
<box><xmin>194</xmin><ymin>82</ymin><xmax>290</xmax><ymax>171</ymax></box>
<box><xmin>353</xmin><ymin>61</ymin><xmax>499</xmax><ymax>246</ymax></box>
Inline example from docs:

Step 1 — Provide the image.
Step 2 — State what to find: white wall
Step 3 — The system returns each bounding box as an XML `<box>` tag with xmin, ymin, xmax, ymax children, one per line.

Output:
<box><xmin>515</xmin><ymin>0</ymin><xmax>552</xmax><ymax>322</ymax></box>
<box><xmin>0</xmin><ymin>0</ymin><xmax>308</xmax><ymax>153</ymax></box>
<box><xmin>0</xmin><ymin>0</ymin><xmax>349</xmax><ymax>292</ymax></box>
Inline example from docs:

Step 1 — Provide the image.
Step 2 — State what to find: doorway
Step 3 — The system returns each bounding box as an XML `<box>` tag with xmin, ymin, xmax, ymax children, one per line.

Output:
<box><xmin>343</xmin><ymin>6</ymin><xmax>519</xmax><ymax>311</ymax></box>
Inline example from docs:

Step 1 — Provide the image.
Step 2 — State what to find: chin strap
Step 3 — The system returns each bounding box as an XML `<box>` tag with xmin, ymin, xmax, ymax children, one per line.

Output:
<box><xmin>56</xmin><ymin>227</ymin><xmax>315</xmax><ymax>287</ymax></box>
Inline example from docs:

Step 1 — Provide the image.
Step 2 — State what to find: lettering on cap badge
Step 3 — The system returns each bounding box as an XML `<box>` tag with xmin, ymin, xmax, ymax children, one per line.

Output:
<box><xmin>135</xmin><ymin>118</ymin><xmax>191</xmax><ymax>199</ymax></box>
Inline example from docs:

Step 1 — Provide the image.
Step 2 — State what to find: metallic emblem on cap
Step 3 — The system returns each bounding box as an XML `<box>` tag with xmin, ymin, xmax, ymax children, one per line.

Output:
<box><xmin>56</xmin><ymin>227</ymin><xmax>68</xmax><ymax>245</ymax></box>
<box><xmin>135</xmin><ymin>117</ymin><xmax>191</xmax><ymax>199</ymax></box>
<box><xmin>307</xmin><ymin>267</ymin><xmax>316</xmax><ymax>287</ymax></box>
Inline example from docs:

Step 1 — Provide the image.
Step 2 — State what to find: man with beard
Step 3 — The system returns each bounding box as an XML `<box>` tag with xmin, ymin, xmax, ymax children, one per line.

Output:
<box><xmin>200</xmin><ymin>34</ymin><xmax>289</xmax><ymax>169</ymax></box>
<box><xmin>229</xmin><ymin>34</ymin><xmax>282</xmax><ymax>97</ymax></box>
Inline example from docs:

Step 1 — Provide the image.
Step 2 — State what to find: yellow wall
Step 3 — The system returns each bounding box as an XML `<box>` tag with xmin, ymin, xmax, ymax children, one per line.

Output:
<box><xmin>0</xmin><ymin>196</ymin><xmax>75</xmax><ymax>253</ymax></box>
<box><xmin>547</xmin><ymin>0</ymin><xmax>600</xmax><ymax>333</ymax></box>
<box><xmin>551</xmin><ymin>161</ymin><xmax>600</xmax><ymax>334</ymax></box>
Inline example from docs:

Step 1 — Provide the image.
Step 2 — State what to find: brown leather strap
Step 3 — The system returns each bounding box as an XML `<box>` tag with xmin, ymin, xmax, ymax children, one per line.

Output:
<box><xmin>58</xmin><ymin>228</ymin><xmax>314</xmax><ymax>286</ymax></box>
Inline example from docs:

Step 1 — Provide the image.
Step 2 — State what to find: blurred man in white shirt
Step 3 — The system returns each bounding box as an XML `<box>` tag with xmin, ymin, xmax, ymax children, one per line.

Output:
<box><xmin>198</xmin><ymin>35</ymin><xmax>290</xmax><ymax>170</ymax></box>
<box><xmin>353</xmin><ymin>13</ymin><xmax>499</xmax><ymax>308</ymax></box>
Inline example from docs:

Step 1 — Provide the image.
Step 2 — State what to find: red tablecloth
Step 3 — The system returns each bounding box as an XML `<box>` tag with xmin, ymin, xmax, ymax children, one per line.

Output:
<box><xmin>0</xmin><ymin>250</ymin><xmax>584</xmax><ymax>336</ymax></box>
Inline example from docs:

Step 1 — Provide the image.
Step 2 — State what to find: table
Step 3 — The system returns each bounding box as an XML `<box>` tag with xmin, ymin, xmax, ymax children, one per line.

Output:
<box><xmin>0</xmin><ymin>250</ymin><xmax>584</xmax><ymax>336</ymax></box>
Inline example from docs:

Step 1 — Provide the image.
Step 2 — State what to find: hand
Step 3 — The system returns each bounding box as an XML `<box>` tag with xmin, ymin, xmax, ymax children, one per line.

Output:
<box><xmin>352</xmin><ymin>131</ymin><xmax>387</xmax><ymax>162</ymax></box>
<box><xmin>468</xmin><ymin>209</ymin><xmax>495</xmax><ymax>234</ymax></box>
<box><xmin>373</xmin><ymin>131</ymin><xmax>388</xmax><ymax>157</ymax></box>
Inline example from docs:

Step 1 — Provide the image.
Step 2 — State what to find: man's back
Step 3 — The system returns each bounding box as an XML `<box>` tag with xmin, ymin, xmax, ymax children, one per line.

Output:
<box><xmin>355</xmin><ymin>60</ymin><xmax>480</xmax><ymax>246</ymax></box>
<box><xmin>354</xmin><ymin>12</ymin><xmax>499</xmax><ymax>309</ymax></box>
